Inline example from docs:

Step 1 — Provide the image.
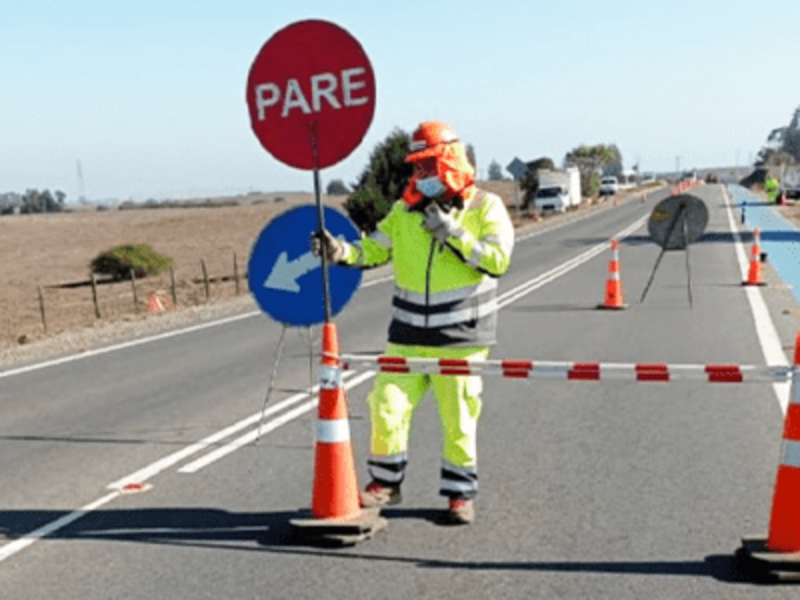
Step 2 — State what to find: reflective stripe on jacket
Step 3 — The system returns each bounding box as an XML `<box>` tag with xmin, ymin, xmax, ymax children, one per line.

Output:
<box><xmin>341</xmin><ymin>188</ymin><xmax>514</xmax><ymax>347</ymax></box>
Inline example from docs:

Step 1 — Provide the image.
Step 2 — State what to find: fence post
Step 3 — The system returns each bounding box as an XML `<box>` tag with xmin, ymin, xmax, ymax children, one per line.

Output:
<box><xmin>170</xmin><ymin>266</ymin><xmax>177</xmax><ymax>307</ymax></box>
<box><xmin>91</xmin><ymin>273</ymin><xmax>101</xmax><ymax>319</ymax></box>
<box><xmin>201</xmin><ymin>259</ymin><xmax>210</xmax><ymax>300</ymax></box>
<box><xmin>37</xmin><ymin>286</ymin><xmax>47</xmax><ymax>334</ymax></box>
<box><xmin>130</xmin><ymin>268</ymin><xmax>139</xmax><ymax>313</ymax></box>
<box><xmin>234</xmin><ymin>252</ymin><xmax>240</xmax><ymax>296</ymax></box>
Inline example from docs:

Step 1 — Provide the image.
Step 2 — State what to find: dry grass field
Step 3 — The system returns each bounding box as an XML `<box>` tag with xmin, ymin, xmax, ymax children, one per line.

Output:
<box><xmin>0</xmin><ymin>192</ymin><xmax>334</xmax><ymax>348</ymax></box>
<box><xmin>0</xmin><ymin>183</ymin><xmax>526</xmax><ymax>351</ymax></box>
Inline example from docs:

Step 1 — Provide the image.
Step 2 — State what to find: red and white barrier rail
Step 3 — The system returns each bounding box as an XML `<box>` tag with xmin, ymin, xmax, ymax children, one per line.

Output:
<box><xmin>340</xmin><ymin>355</ymin><xmax>793</xmax><ymax>383</ymax></box>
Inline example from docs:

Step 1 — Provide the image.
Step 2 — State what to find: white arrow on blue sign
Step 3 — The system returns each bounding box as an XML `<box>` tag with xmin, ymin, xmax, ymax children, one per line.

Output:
<box><xmin>248</xmin><ymin>205</ymin><xmax>362</xmax><ymax>326</ymax></box>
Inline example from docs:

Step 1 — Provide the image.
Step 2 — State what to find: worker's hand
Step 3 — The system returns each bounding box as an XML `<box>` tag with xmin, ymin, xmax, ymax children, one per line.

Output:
<box><xmin>423</xmin><ymin>203</ymin><xmax>461</xmax><ymax>243</ymax></box>
<box><xmin>310</xmin><ymin>229</ymin><xmax>345</xmax><ymax>263</ymax></box>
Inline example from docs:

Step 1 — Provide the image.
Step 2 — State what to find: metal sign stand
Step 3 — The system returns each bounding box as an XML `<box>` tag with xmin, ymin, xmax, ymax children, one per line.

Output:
<box><xmin>255</xmin><ymin>325</ymin><xmax>319</xmax><ymax>444</ymax></box>
<box><xmin>640</xmin><ymin>203</ymin><xmax>694</xmax><ymax>307</ymax></box>
<box><xmin>641</xmin><ymin>194</ymin><xmax>708</xmax><ymax>309</ymax></box>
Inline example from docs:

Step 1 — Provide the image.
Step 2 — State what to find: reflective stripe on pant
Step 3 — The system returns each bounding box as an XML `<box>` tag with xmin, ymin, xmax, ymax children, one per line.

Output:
<box><xmin>367</xmin><ymin>343</ymin><xmax>489</xmax><ymax>498</ymax></box>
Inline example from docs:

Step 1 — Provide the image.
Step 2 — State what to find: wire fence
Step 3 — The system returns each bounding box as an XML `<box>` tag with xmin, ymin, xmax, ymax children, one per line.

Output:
<box><xmin>1</xmin><ymin>252</ymin><xmax>248</xmax><ymax>347</ymax></box>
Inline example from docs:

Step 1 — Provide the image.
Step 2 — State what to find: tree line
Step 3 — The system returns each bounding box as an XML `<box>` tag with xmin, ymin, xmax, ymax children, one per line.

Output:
<box><xmin>0</xmin><ymin>189</ymin><xmax>66</xmax><ymax>215</ymax></box>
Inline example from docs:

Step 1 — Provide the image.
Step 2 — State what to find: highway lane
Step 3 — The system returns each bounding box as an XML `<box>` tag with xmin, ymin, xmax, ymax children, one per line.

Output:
<box><xmin>2</xmin><ymin>185</ymin><xmax>799</xmax><ymax>598</ymax></box>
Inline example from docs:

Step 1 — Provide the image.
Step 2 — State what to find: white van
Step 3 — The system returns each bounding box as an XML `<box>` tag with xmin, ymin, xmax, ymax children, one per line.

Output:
<box><xmin>600</xmin><ymin>176</ymin><xmax>619</xmax><ymax>196</ymax></box>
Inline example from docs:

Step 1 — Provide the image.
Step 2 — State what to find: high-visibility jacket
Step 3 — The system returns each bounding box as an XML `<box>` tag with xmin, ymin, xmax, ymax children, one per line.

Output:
<box><xmin>341</xmin><ymin>187</ymin><xmax>514</xmax><ymax>347</ymax></box>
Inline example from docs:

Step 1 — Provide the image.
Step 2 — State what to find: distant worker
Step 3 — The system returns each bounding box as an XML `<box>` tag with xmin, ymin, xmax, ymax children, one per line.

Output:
<box><xmin>765</xmin><ymin>176</ymin><xmax>780</xmax><ymax>203</ymax></box>
<box><xmin>312</xmin><ymin>120</ymin><xmax>515</xmax><ymax>524</ymax></box>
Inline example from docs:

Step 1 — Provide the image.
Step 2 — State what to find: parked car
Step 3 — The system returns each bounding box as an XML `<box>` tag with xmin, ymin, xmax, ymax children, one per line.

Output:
<box><xmin>599</xmin><ymin>176</ymin><xmax>619</xmax><ymax>196</ymax></box>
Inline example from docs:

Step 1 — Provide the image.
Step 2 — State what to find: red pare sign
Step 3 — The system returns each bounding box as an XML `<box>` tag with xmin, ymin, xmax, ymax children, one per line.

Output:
<box><xmin>246</xmin><ymin>20</ymin><xmax>376</xmax><ymax>170</ymax></box>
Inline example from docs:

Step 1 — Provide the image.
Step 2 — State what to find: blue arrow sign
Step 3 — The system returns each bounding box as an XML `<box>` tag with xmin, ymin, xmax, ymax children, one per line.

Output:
<box><xmin>248</xmin><ymin>205</ymin><xmax>362</xmax><ymax>326</ymax></box>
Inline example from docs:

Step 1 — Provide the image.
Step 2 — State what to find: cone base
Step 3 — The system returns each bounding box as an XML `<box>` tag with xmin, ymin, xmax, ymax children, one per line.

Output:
<box><xmin>596</xmin><ymin>303</ymin><xmax>629</xmax><ymax>310</ymax></box>
<box><xmin>742</xmin><ymin>281</ymin><xmax>767</xmax><ymax>287</ymax></box>
<box><xmin>289</xmin><ymin>507</ymin><xmax>387</xmax><ymax>547</ymax></box>
<box><xmin>737</xmin><ymin>536</ymin><xmax>800</xmax><ymax>582</ymax></box>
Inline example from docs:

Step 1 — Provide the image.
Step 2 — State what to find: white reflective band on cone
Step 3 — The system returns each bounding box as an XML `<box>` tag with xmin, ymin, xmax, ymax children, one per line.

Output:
<box><xmin>318</xmin><ymin>365</ymin><xmax>342</xmax><ymax>389</ymax></box>
<box><xmin>315</xmin><ymin>418</ymin><xmax>350</xmax><ymax>443</ymax></box>
<box><xmin>782</xmin><ymin>440</ymin><xmax>800</xmax><ymax>468</ymax></box>
<box><xmin>791</xmin><ymin>368</ymin><xmax>800</xmax><ymax>405</ymax></box>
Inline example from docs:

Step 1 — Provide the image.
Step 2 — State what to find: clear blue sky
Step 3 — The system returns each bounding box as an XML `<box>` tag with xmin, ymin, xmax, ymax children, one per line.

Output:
<box><xmin>4</xmin><ymin>0</ymin><xmax>800</xmax><ymax>202</ymax></box>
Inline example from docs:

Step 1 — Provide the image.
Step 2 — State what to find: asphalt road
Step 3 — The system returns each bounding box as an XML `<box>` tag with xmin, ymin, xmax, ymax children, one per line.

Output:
<box><xmin>2</xmin><ymin>184</ymin><xmax>799</xmax><ymax>599</ymax></box>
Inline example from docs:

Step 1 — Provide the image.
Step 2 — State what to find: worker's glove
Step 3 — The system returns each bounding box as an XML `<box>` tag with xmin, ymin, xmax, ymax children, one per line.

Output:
<box><xmin>310</xmin><ymin>229</ymin><xmax>345</xmax><ymax>263</ymax></box>
<box><xmin>423</xmin><ymin>203</ymin><xmax>462</xmax><ymax>244</ymax></box>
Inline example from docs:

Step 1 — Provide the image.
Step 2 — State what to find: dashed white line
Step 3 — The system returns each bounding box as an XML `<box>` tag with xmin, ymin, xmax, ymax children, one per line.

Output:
<box><xmin>178</xmin><ymin>370</ymin><xmax>377</xmax><ymax>474</ymax></box>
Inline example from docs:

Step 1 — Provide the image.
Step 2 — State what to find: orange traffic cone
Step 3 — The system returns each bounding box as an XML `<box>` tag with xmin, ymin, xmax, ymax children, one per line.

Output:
<box><xmin>311</xmin><ymin>322</ymin><xmax>360</xmax><ymax>520</ymax></box>
<box><xmin>744</xmin><ymin>228</ymin><xmax>766</xmax><ymax>287</ymax></box>
<box><xmin>738</xmin><ymin>331</ymin><xmax>800</xmax><ymax>579</ymax></box>
<box><xmin>767</xmin><ymin>333</ymin><xmax>800</xmax><ymax>552</ymax></box>
<box><xmin>290</xmin><ymin>322</ymin><xmax>386</xmax><ymax>545</ymax></box>
<box><xmin>146</xmin><ymin>293</ymin><xmax>164</xmax><ymax>314</ymax></box>
<box><xmin>598</xmin><ymin>238</ymin><xmax>627</xmax><ymax>309</ymax></box>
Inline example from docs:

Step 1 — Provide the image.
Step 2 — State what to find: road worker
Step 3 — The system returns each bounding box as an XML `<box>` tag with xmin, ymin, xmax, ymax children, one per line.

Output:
<box><xmin>312</xmin><ymin>120</ymin><xmax>514</xmax><ymax>524</ymax></box>
<box><xmin>764</xmin><ymin>176</ymin><xmax>780</xmax><ymax>203</ymax></box>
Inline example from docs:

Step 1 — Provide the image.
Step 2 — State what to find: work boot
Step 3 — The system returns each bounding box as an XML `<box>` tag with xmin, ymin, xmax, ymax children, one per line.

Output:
<box><xmin>444</xmin><ymin>498</ymin><xmax>475</xmax><ymax>525</ymax></box>
<box><xmin>359</xmin><ymin>481</ymin><xmax>402</xmax><ymax>508</ymax></box>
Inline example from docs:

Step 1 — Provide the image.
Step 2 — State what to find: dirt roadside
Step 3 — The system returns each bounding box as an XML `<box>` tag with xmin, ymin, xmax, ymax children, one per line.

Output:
<box><xmin>0</xmin><ymin>183</ymin><xmax>655</xmax><ymax>369</ymax></box>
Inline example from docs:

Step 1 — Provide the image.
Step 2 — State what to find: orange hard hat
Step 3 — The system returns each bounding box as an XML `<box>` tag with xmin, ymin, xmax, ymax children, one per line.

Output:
<box><xmin>406</xmin><ymin>121</ymin><xmax>460</xmax><ymax>162</ymax></box>
<box><xmin>403</xmin><ymin>120</ymin><xmax>475</xmax><ymax>207</ymax></box>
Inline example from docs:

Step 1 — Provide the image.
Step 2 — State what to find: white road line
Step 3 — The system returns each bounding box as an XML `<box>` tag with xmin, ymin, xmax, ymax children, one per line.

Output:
<box><xmin>106</xmin><ymin>370</ymin><xmax>359</xmax><ymax>490</ymax></box>
<box><xmin>722</xmin><ymin>186</ymin><xmax>790</xmax><ymax>414</ymax></box>
<box><xmin>0</xmin><ymin>491</ymin><xmax>120</xmax><ymax>563</ymax></box>
<box><xmin>178</xmin><ymin>370</ymin><xmax>377</xmax><ymax>473</ymax></box>
<box><xmin>0</xmin><ymin>373</ymin><xmax>361</xmax><ymax>565</ymax></box>
<box><xmin>0</xmin><ymin>312</ymin><xmax>261</xmax><ymax>381</ymax></box>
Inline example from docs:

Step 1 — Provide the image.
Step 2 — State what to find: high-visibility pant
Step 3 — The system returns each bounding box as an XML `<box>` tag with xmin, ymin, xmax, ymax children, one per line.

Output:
<box><xmin>366</xmin><ymin>343</ymin><xmax>490</xmax><ymax>499</ymax></box>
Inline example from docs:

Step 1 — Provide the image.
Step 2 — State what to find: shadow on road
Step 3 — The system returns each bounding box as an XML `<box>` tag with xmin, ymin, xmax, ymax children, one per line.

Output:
<box><xmin>0</xmin><ymin>507</ymin><xmax>788</xmax><ymax>585</ymax></box>
<box><xmin>563</xmin><ymin>230</ymin><xmax>800</xmax><ymax>247</ymax></box>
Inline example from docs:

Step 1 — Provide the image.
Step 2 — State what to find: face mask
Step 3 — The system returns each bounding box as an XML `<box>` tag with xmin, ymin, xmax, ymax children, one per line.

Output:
<box><xmin>416</xmin><ymin>176</ymin><xmax>446</xmax><ymax>198</ymax></box>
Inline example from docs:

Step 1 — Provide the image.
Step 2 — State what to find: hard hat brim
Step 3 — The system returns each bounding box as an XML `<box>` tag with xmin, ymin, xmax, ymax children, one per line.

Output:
<box><xmin>405</xmin><ymin>147</ymin><xmax>440</xmax><ymax>163</ymax></box>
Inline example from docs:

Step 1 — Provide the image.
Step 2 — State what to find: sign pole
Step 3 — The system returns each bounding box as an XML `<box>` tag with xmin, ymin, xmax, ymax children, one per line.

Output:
<box><xmin>309</xmin><ymin>120</ymin><xmax>333</xmax><ymax>323</ymax></box>
<box><xmin>246</xmin><ymin>18</ymin><xmax>381</xmax><ymax>546</ymax></box>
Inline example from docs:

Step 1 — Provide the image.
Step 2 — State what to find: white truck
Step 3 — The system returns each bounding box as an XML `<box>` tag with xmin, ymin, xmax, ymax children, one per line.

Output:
<box><xmin>533</xmin><ymin>167</ymin><xmax>581</xmax><ymax>213</ymax></box>
<box><xmin>780</xmin><ymin>166</ymin><xmax>800</xmax><ymax>200</ymax></box>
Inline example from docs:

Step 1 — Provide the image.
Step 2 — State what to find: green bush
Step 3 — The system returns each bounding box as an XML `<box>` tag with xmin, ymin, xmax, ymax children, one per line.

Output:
<box><xmin>90</xmin><ymin>244</ymin><xmax>172</xmax><ymax>280</ymax></box>
<box><xmin>345</xmin><ymin>128</ymin><xmax>413</xmax><ymax>232</ymax></box>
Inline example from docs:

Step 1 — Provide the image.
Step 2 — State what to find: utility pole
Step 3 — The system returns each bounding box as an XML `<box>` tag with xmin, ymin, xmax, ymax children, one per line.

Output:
<box><xmin>76</xmin><ymin>160</ymin><xmax>86</xmax><ymax>203</ymax></box>
<box><xmin>676</xmin><ymin>156</ymin><xmax>681</xmax><ymax>179</ymax></box>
